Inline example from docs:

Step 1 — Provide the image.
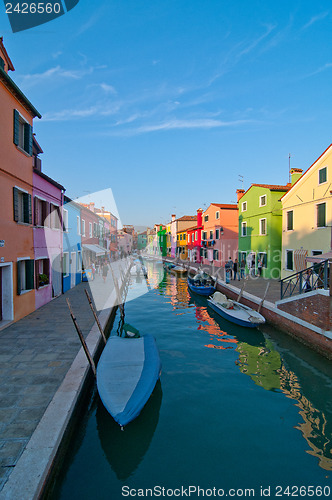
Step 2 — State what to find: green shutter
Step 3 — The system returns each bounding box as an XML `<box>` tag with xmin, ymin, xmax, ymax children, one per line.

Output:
<box><xmin>35</xmin><ymin>260</ymin><xmax>40</xmax><ymax>289</ymax></box>
<box><xmin>13</xmin><ymin>109</ymin><xmax>19</xmax><ymax>146</ymax></box>
<box><xmin>17</xmin><ymin>261</ymin><xmax>22</xmax><ymax>295</ymax></box>
<box><xmin>317</xmin><ymin>203</ymin><xmax>326</xmax><ymax>227</ymax></box>
<box><xmin>24</xmin><ymin>123</ymin><xmax>33</xmax><ymax>156</ymax></box>
<box><xmin>13</xmin><ymin>187</ymin><xmax>19</xmax><ymax>222</ymax></box>
<box><xmin>23</xmin><ymin>193</ymin><xmax>32</xmax><ymax>224</ymax></box>
<box><xmin>26</xmin><ymin>259</ymin><xmax>34</xmax><ymax>290</ymax></box>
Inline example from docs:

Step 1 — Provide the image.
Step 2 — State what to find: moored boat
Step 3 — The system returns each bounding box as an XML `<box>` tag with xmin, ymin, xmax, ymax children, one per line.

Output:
<box><xmin>171</xmin><ymin>265</ymin><xmax>187</xmax><ymax>274</ymax></box>
<box><xmin>187</xmin><ymin>274</ymin><xmax>215</xmax><ymax>296</ymax></box>
<box><xmin>207</xmin><ymin>292</ymin><xmax>265</xmax><ymax>328</ymax></box>
<box><xmin>97</xmin><ymin>334</ymin><xmax>161</xmax><ymax>427</ymax></box>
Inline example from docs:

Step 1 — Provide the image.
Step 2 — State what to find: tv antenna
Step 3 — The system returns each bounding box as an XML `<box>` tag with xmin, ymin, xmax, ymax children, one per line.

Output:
<box><xmin>238</xmin><ymin>175</ymin><xmax>244</xmax><ymax>189</ymax></box>
<box><xmin>288</xmin><ymin>153</ymin><xmax>292</xmax><ymax>183</ymax></box>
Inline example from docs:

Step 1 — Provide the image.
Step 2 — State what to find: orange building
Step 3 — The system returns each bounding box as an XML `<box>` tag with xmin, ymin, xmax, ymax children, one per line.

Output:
<box><xmin>0</xmin><ymin>38</ymin><xmax>41</xmax><ymax>324</ymax></box>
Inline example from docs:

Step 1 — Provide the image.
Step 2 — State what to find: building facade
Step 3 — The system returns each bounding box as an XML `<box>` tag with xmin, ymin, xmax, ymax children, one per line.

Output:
<box><xmin>0</xmin><ymin>38</ymin><xmax>41</xmax><ymax>323</ymax></box>
<box><xmin>281</xmin><ymin>148</ymin><xmax>331</xmax><ymax>278</ymax></box>
<box><xmin>62</xmin><ymin>197</ymin><xmax>82</xmax><ymax>293</ymax></box>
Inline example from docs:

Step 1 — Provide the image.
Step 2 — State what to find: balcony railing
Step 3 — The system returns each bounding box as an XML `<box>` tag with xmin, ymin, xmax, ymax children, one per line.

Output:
<box><xmin>280</xmin><ymin>259</ymin><xmax>329</xmax><ymax>300</ymax></box>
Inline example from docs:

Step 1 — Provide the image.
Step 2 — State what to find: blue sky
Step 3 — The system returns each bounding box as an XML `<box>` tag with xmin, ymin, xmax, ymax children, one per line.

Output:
<box><xmin>1</xmin><ymin>0</ymin><xmax>331</xmax><ymax>227</ymax></box>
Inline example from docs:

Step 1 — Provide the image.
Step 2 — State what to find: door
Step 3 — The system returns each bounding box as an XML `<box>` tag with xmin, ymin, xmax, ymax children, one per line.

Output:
<box><xmin>0</xmin><ymin>268</ymin><xmax>2</xmax><ymax>321</ymax></box>
<box><xmin>71</xmin><ymin>252</ymin><xmax>76</xmax><ymax>288</ymax></box>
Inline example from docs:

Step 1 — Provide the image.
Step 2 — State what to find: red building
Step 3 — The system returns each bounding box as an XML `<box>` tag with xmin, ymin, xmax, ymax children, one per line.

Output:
<box><xmin>187</xmin><ymin>209</ymin><xmax>203</xmax><ymax>263</ymax></box>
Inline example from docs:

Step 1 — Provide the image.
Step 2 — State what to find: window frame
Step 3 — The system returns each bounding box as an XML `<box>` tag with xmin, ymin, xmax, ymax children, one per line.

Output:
<box><xmin>241</xmin><ymin>221</ymin><xmax>247</xmax><ymax>237</ymax></box>
<box><xmin>215</xmin><ymin>211</ymin><xmax>220</xmax><ymax>220</ymax></box>
<box><xmin>259</xmin><ymin>218</ymin><xmax>267</xmax><ymax>236</ymax></box>
<box><xmin>286</xmin><ymin>210</ymin><xmax>293</xmax><ymax>231</ymax></box>
<box><xmin>259</xmin><ymin>195</ymin><xmax>267</xmax><ymax>207</ymax></box>
<box><xmin>318</xmin><ymin>166</ymin><xmax>327</xmax><ymax>185</ymax></box>
<box><xmin>285</xmin><ymin>250</ymin><xmax>294</xmax><ymax>271</ymax></box>
<box><xmin>317</xmin><ymin>202</ymin><xmax>326</xmax><ymax>228</ymax></box>
<box><xmin>241</xmin><ymin>201</ymin><xmax>247</xmax><ymax>212</ymax></box>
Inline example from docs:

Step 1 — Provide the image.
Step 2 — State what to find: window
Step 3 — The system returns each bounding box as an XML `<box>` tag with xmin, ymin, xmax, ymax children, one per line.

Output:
<box><xmin>239</xmin><ymin>251</ymin><xmax>246</xmax><ymax>262</ymax></box>
<box><xmin>188</xmin><ymin>234</ymin><xmax>190</xmax><ymax>243</ymax></box>
<box><xmin>241</xmin><ymin>201</ymin><xmax>247</xmax><ymax>212</ymax></box>
<box><xmin>317</xmin><ymin>203</ymin><xmax>326</xmax><ymax>228</ymax></box>
<box><xmin>241</xmin><ymin>221</ymin><xmax>247</xmax><ymax>237</ymax></box>
<box><xmin>77</xmin><ymin>251</ymin><xmax>82</xmax><ymax>272</ymax></box>
<box><xmin>209</xmin><ymin>230</ymin><xmax>213</xmax><ymax>239</ymax></box>
<box><xmin>13</xmin><ymin>187</ymin><xmax>32</xmax><ymax>224</ymax></box>
<box><xmin>286</xmin><ymin>211</ymin><xmax>293</xmax><ymax>231</ymax></box>
<box><xmin>35</xmin><ymin>258</ymin><xmax>50</xmax><ymax>289</ymax></box>
<box><xmin>215</xmin><ymin>211</ymin><xmax>220</xmax><ymax>220</ymax></box>
<box><xmin>34</xmin><ymin>197</ymin><xmax>49</xmax><ymax>227</ymax></box>
<box><xmin>204</xmin><ymin>215</ymin><xmax>209</xmax><ymax>222</ymax></box>
<box><xmin>17</xmin><ymin>259</ymin><xmax>34</xmax><ymax>294</ymax></box>
<box><xmin>63</xmin><ymin>253</ymin><xmax>69</xmax><ymax>276</ymax></box>
<box><xmin>195</xmin><ymin>231</ymin><xmax>197</xmax><ymax>241</ymax></box>
<box><xmin>286</xmin><ymin>250</ymin><xmax>294</xmax><ymax>271</ymax></box>
<box><xmin>177</xmin><ymin>234</ymin><xmax>179</xmax><ymax>241</ymax></box>
<box><xmin>202</xmin><ymin>231</ymin><xmax>207</xmax><ymax>240</ymax></box>
<box><xmin>259</xmin><ymin>195</ymin><xmax>267</xmax><ymax>207</ymax></box>
<box><xmin>93</xmin><ymin>222</ymin><xmax>98</xmax><ymax>237</ymax></box>
<box><xmin>318</xmin><ymin>167</ymin><xmax>327</xmax><ymax>185</ymax></box>
<box><xmin>13</xmin><ymin>110</ymin><xmax>33</xmax><ymax>156</ymax></box>
<box><xmin>63</xmin><ymin>209</ymin><xmax>68</xmax><ymax>232</ymax></box>
<box><xmin>50</xmin><ymin>204</ymin><xmax>61</xmax><ymax>229</ymax></box>
<box><xmin>215</xmin><ymin>229</ymin><xmax>220</xmax><ymax>240</ymax></box>
<box><xmin>81</xmin><ymin>219</ymin><xmax>86</xmax><ymax>236</ymax></box>
<box><xmin>77</xmin><ymin>216</ymin><xmax>81</xmax><ymax>235</ymax></box>
<box><xmin>213</xmin><ymin>249</ymin><xmax>219</xmax><ymax>260</ymax></box>
<box><xmin>259</xmin><ymin>218</ymin><xmax>267</xmax><ymax>235</ymax></box>
<box><xmin>258</xmin><ymin>252</ymin><xmax>267</xmax><ymax>268</ymax></box>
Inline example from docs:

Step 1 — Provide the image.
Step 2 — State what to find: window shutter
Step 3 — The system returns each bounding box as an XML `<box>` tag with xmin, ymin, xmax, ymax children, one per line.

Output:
<box><xmin>35</xmin><ymin>260</ymin><xmax>40</xmax><ymax>289</ymax></box>
<box><xmin>0</xmin><ymin>57</ymin><xmax>4</xmax><ymax>70</ymax></box>
<box><xmin>317</xmin><ymin>203</ymin><xmax>326</xmax><ymax>227</ymax></box>
<box><xmin>13</xmin><ymin>187</ymin><xmax>19</xmax><ymax>221</ymax></box>
<box><xmin>23</xmin><ymin>193</ymin><xmax>32</xmax><ymax>224</ymax></box>
<box><xmin>13</xmin><ymin>110</ymin><xmax>19</xmax><ymax>146</ymax></box>
<box><xmin>34</xmin><ymin>197</ymin><xmax>38</xmax><ymax>225</ymax></box>
<box><xmin>24</xmin><ymin>123</ymin><xmax>33</xmax><ymax>156</ymax></box>
<box><xmin>26</xmin><ymin>259</ymin><xmax>34</xmax><ymax>290</ymax></box>
<box><xmin>17</xmin><ymin>261</ymin><xmax>22</xmax><ymax>295</ymax></box>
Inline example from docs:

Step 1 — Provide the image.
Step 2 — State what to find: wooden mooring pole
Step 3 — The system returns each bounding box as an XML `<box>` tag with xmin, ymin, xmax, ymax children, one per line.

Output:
<box><xmin>66</xmin><ymin>298</ymin><xmax>96</xmax><ymax>377</ymax></box>
<box><xmin>258</xmin><ymin>282</ymin><xmax>270</xmax><ymax>313</ymax></box>
<box><xmin>237</xmin><ymin>281</ymin><xmax>246</xmax><ymax>302</ymax></box>
<box><xmin>84</xmin><ymin>289</ymin><xmax>107</xmax><ymax>345</ymax></box>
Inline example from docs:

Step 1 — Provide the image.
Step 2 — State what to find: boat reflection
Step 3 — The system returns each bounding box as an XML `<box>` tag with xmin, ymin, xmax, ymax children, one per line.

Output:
<box><xmin>96</xmin><ymin>380</ymin><xmax>163</xmax><ymax>480</ymax></box>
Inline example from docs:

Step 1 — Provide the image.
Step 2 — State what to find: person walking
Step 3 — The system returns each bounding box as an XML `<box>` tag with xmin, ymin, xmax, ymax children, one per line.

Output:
<box><xmin>258</xmin><ymin>258</ymin><xmax>263</xmax><ymax>277</ymax></box>
<box><xmin>102</xmin><ymin>261</ymin><xmax>109</xmax><ymax>283</ymax></box>
<box><xmin>240</xmin><ymin>258</ymin><xmax>246</xmax><ymax>279</ymax></box>
<box><xmin>233</xmin><ymin>258</ymin><xmax>240</xmax><ymax>280</ymax></box>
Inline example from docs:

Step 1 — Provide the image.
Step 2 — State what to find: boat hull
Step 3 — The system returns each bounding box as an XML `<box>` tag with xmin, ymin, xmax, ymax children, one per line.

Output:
<box><xmin>207</xmin><ymin>299</ymin><xmax>262</xmax><ymax>328</ymax></box>
<box><xmin>97</xmin><ymin>335</ymin><xmax>161</xmax><ymax>427</ymax></box>
<box><xmin>187</xmin><ymin>279</ymin><xmax>215</xmax><ymax>296</ymax></box>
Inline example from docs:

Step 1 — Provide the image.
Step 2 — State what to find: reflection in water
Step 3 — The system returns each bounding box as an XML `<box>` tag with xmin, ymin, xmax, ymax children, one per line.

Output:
<box><xmin>173</xmin><ymin>276</ymin><xmax>332</xmax><ymax>472</ymax></box>
<box><xmin>97</xmin><ymin>380</ymin><xmax>163</xmax><ymax>480</ymax></box>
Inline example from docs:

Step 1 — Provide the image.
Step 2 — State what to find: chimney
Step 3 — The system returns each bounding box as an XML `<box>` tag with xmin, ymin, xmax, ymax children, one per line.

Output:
<box><xmin>236</xmin><ymin>189</ymin><xmax>245</xmax><ymax>202</ymax></box>
<box><xmin>171</xmin><ymin>214</ymin><xmax>176</xmax><ymax>222</ymax></box>
<box><xmin>290</xmin><ymin>168</ymin><xmax>303</xmax><ymax>186</ymax></box>
<box><xmin>89</xmin><ymin>202</ymin><xmax>95</xmax><ymax>212</ymax></box>
<box><xmin>197</xmin><ymin>208</ymin><xmax>203</xmax><ymax>227</ymax></box>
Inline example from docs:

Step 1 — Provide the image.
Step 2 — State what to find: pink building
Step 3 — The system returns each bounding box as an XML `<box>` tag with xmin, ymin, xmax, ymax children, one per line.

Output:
<box><xmin>187</xmin><ymin>209</ymin><xmax>203</xmax><ymax>263</ymax></box>
<box><xmin>33</xmin><ymin>140</ymin><xmax>65</xmax><ymax>309</ymax></box>
<box><xmin>201</xmin><ymin>203</ymin><xmax>238</xmax><ymax>267</ymax></box>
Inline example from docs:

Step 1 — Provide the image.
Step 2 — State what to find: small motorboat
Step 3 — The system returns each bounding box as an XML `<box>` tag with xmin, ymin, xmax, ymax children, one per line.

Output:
<box><xmin>187</xmin><ymin>273</ymin><xmax>215</xmax><ymax>296</ymax></box>
<box><xmin>163</xmin><ymin>262</ymin><xmax>176</xmax><ymax>270</ymax></box>
<box><xmin>207</xmin><ymin>291</ymin><xmax>265</xmax><ymax>328</ymax></box>
<box><xmin>171</xmin><ymin>265</ymin><xmax>187</xmax><ymax>274</ymax></box>
<box><xmin>97</xmin><ymin>334</ymin><xmax>161</xmax><ymax>427</ymax></box>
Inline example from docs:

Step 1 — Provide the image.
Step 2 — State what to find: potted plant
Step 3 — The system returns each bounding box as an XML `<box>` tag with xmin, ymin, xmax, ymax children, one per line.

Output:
<box><xmin>39</xmin><ymin>273</ymin><xmax>49</xmax><ymax>286</ymax></box>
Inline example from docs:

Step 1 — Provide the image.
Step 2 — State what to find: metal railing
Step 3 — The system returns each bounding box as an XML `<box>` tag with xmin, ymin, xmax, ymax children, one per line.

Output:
<box><xmin>280</xmin><ymin>259</ymin><xmax>329</xmax><ymax>300</ymax></box>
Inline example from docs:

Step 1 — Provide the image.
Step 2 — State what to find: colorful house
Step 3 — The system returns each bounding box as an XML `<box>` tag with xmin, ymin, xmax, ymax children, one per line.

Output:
<box><xmin>201</xmin><ymin>204</ymin><xmax>238</xmax><ymax>268</ymax></box>
<box><xmin>281</xmin><ymin>147</ymin><xmax>332</xmax><ymax>278</ymax></box>
<box><xmin>187</xmin><ymin>209</ymin><xmax>203</xmax><ymax>263</ymax></box>
<box><xmin>33</xmin><ymin>139</ymin><xmax>65</xmax><ymax>308</ymax></box>
<box><xmin>238</xmin><ymin>180</ymin><xmax>292</xmax><ymax>279</ymax></box>
<box><xmin>137</xmin><ymin>231</ymin><xmax>147</xmax><ymax>250</ymax></box>
<box><xmin>157</xmin><ymin>225</ymin><xmax>167</xmax><ymax>257</ymax></box>
<box><xmin>62</xmin><ymin>197</ymin><xmax>82</xmax><ymax>293</ymax></box>
<box><xmin>169</xmin><ymin>215</ymin><xmax>197</xmax><ymax>259</ymax></box>
<box><xmin>79</xmin><ymin>203</ymin><xmax>108</xmax><ymax>268</ymax></box>
<box><xmin>176</xmin><ymin>228</ymin><xmax>188</xmax><ymax>259</ymax></box>
<box><xmin>0</xmin><ymin>38</ymin><xmax>41</xmax><ymax>324</ymax></box>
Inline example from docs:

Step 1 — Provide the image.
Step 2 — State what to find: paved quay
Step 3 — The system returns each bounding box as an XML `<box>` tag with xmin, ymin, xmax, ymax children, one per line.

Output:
<box><xmin>0</xmin><ymin>261</ymin><xmax>128</xmax><ymax>497</ymax></box>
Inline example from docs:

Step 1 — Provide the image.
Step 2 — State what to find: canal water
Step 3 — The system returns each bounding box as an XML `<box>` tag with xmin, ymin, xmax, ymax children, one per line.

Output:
<box><xmin>50</xmin><ymin>264</ymin><xmax>332</xmax><ymax>499</ymax></box>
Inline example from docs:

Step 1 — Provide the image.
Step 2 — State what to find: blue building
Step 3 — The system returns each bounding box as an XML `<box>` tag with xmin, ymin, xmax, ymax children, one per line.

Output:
<box><xmin>62</xmin><ymin>196</ymin><xmax>82</xmax><ymax>293</ymax></box>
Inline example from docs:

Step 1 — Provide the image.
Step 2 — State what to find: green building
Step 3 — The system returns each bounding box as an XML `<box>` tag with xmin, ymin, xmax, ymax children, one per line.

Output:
<box><xmin>157</xmin><ymin>225</ymin><xmax>167</xmax><ymax>257</ymax></box>
<box><xmin>137</xmin><ymin>231</ymin><xmax>147</xmax><ymax>250</ymax></box>
<box><xmin>238</xmin><ymin>183</ymin><xmax>290</xmax><ymax>279</ymax></box>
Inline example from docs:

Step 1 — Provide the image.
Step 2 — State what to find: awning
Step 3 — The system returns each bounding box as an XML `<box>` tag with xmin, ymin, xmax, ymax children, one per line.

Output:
<box><xmin>294</xmin><ymin>249</ymin><xmax>308</xmax><ymax>271</ymax></box>
<box><xmin>306</xmin><ymin>251</ymin><xmax>332</xmax><ymax>263</ymax></box>
<box><xmin>82</xmin><ymin>244</ymin><xmax>107</xmax><ymax>257</ymax></box>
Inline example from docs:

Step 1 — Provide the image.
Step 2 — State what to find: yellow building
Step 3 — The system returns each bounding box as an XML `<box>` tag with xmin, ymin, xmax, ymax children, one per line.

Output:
<box><xmin>281</xmin><ymin>145</ymin><xmax>332</xmax><ymax>278</ymax></box>
<box><xmin>166</xmin><ymin>222</ymin><xmax>172</xmax><ymax>257</ymax></box>
<box><xmin>177</xmin><ymin>229</ymin><xmax>188</xmax><ymax>260</ymax></box>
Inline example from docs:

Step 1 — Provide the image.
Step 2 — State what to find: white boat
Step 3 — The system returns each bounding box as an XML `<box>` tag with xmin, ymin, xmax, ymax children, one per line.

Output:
<box><xmin>207</xmin><ymin>292</ymin><xmax>265</xmax><ymax>328</ymax></box>
<box><xmin>171</xmin><ymin>265</ymin><xmax>187</xmax><ymax>274</ymax></box>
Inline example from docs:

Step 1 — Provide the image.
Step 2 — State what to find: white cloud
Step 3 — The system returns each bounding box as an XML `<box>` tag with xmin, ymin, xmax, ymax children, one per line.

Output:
<box><xmin>302</xmin><ymin>12</ymin><xmax>329</xmax><ymax>30</ymax></box>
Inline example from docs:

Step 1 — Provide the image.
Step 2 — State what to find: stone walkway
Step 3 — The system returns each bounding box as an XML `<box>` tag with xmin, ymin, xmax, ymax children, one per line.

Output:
<box><xmin>0</xmin><ymin>262</ymin><xmax>125</xmax><ymax>493</ymax></box>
